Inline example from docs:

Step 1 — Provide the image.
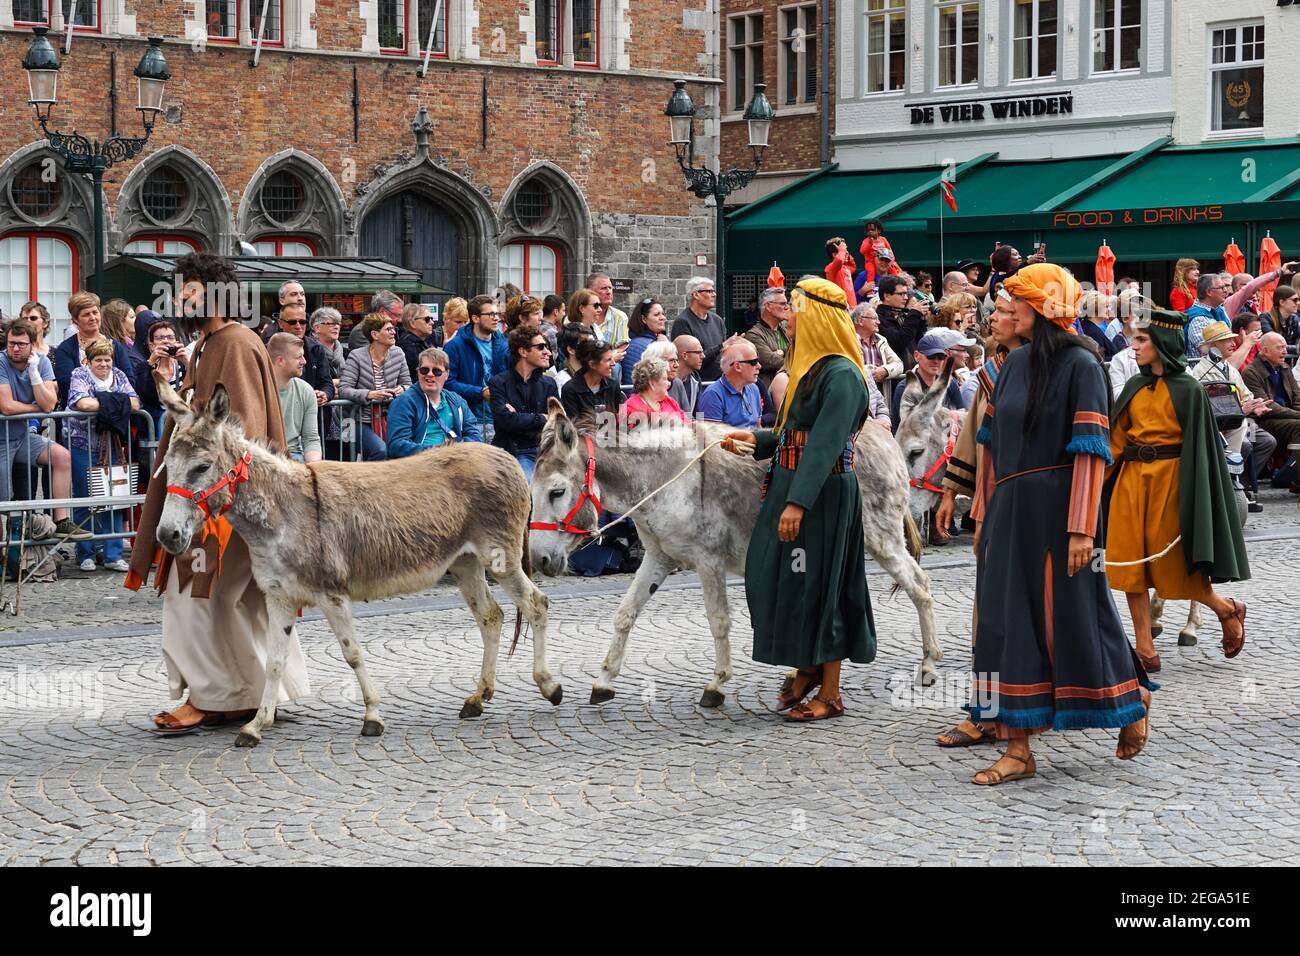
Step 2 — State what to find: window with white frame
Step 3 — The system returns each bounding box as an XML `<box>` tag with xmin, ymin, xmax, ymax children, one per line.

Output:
<box><xmin>253</xmin><ymin>238</ymin><xmax>316</xmax><ymax>256</ymax></box>
<box><xmin>572</xmin><ymin>0</ymin><xmax>597</xmax><ymax>65</ymax></box>
<box><xmin>123</xmin><ymin>236</ymin><xmax>200</xmax><ymax>255</ymax></box>
<box><xmin>937</xmin><ymin>2</ymin><xmax>979</xmax><ymax>88</ymax></box>
<box><xmin>251</xmin><ymin>0</ymin><xmax>283</xmax><ymax>44</ymax></box>
<box><xmin>728</xmin><ymin>13</ymin><xmax>764</xmax><ymax>113</ymax></box>
<box><xmin>778</xmin><ymin>4</ymin><xmax>817</xmax><ymax>106</ymax></box>
<box><xmin>499</xmin><ymin>242</ymin><xmax>559</xmax><ymax>298</ymax></box>
<box><xmin>0</xmin><ymin>234</ymin><xmax>75</xmax><ymax>336</ymax></box>
<box><xmin>1210</xmin><ymin>22</ymin><xmax>1264</xmax><ymax>133</ymax></box>
<box><xmin>378</xmin><ymin>0</ymin><xmax>406</xmax><ymax>51</ymax></box>
<box><xmin>864</xmin><ymin>0</ymin><xmax>906</xmax><ymax>94</ymax></box>
<box><xmin>416</xmin><ymin>0</ymin><xmax>449</xmax><ymax>55</ymax></box>
<box><xmin>206</xmin><ymin>0</ymin><xmax>237</xmax><ymax>41</ymax></box>
<box><xmin>14</xmin><ymin>0</ymin><xmax>98</xmax><ymax>28</ymax></box>
<box><xmin>1092</xmin><ymin>0</ymin><xmax>1141</xmax><ymax>73</ymax></box>
<box><xmin>535</xmin><ymin>0</ymin><xmax>560</xmax><ymax>63</ymax></box>
<box><xmin>1012</xmin><ymin>0</ymin><xmax>1057</xmax><ymax>81</ymax></box>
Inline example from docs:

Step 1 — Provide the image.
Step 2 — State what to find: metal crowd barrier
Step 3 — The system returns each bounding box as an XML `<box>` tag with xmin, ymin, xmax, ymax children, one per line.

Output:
<box><xmin>2</xmin><ymin>408</ymin><xmax>156</xmax><ymax>552</ymax></box>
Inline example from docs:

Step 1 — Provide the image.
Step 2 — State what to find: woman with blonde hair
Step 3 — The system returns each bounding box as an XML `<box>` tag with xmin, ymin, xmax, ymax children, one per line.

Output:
<box><xmin>1169</xmin><ymin>258</ymin><xmax>1200</xmax><ymax>312</ymax></box>
<box><xmin>932</xmin><ymin>293</ymin><xmax>980</xmax><ymax>333</ymax></box>
<box><xmin>437</xmin><ymin>297</ymin><xmax>469</xmax><ymax>346</ymax></box>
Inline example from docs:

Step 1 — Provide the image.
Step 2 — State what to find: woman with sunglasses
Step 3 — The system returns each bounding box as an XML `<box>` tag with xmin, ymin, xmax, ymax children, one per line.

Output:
<box><xmin>385</xmin><ymin>346</ymin><xmax>481</xmax><ymax>458</ymax></box>
<box><xmin>622</xmin><ymin>297</ymin><xmax>670</xmax><ymax>373</ymax></box>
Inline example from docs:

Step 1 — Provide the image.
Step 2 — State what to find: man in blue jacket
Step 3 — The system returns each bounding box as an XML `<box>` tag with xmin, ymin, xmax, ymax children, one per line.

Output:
<box><xmin>444</xmin><ymin>294</ymin><xmax>508</xmax><ymax>443</ymax></box>
<box><xmin>490</xmin><ymin>324</ymin><xmax>559</xmax><ymax>480</ymax></box>
<box><xmin>385</xmin><ymin>346</ymin><xmax>481</xmax><ymax>458</ymax></box>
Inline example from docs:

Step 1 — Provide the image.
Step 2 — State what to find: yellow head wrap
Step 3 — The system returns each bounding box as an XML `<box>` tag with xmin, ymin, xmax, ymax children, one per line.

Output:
<box><xmin>778</xmin><ymin>276</ymin><xmax>869</xmax><ymax>430</ymax></box>
<box><xmin>1002</xmin><ymin>263</ymin><xmax>1083</xmax><ymax>332</ymax></box>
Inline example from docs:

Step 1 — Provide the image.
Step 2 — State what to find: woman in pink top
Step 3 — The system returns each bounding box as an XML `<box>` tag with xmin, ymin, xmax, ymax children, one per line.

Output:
<box><xmin>620</xmin><ymin>356</ymin><xmax>690</xmax><ymax>429</ymax></box>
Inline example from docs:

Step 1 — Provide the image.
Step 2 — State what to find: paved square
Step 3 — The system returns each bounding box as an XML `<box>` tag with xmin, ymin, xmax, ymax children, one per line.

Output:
<box><xmin>1</xmin><ymin>529</ymin><xmax>1297</xmax><ymax>865</ymax></box>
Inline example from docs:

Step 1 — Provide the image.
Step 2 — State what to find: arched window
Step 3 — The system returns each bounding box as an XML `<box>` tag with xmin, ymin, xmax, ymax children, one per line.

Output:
<box><xmin>252</xmin><ymin>237</ymin><xmax>317</xmax><ymax>256</ymax></box>
<box><xmin>0</xmin><ymin>232</ymin><xmax>76</xmax><ymax>335</ymax></box>
<box><xmin>122</xmin><ymin>235</ymin><xmax>200</xmax><ymax>255</ymax></box>
<box><xmin>499</xmin><ymin>241</ymin><xmax>561</xmax><ymax>298</ymax></box>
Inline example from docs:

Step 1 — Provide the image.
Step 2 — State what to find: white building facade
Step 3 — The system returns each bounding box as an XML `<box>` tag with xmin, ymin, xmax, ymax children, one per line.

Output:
<box><xmin>1169</xmin><ymin>1</ymin><xmax>1297</xmax><ymax>146</ymax></box>
<box><xmin>834</xmin><ymin>0</ymin><xmax>1176</xmax><ymax>169</ymax></box>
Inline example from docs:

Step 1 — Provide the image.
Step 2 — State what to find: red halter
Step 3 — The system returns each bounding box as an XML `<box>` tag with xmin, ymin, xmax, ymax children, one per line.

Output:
<box><xmin>166</xmin><ymin>451</ymin><xmax>254</xmax><ymax>520</ymax></box>
<box><xmin>530</xmin><ymin>435</ymin><xmax>602</xmax><ymax>537</ymax></box>
<box><xmin>909</xmin><ymin>411</ymin><xmax>962</xmax><ymax>495</ymax></box>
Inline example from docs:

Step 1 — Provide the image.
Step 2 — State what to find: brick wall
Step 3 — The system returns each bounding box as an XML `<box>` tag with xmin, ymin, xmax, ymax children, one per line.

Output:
<box><xmin>0</xmin><ymin>1</ymin><xmax>719</xmax><ymax>298</ymax></box>
<box><xmin>718</xmin><ymin>0</ymin><xmax>832</xmax><ymax>174</ymax></box>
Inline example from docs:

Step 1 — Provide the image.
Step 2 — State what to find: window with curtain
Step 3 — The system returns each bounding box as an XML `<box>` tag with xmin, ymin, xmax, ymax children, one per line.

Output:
<box><xmin>499</xmin><ymin>242</ymin><xmax>558</xmax><ymax>298</ymax></box>
<box><xmin>1012</xmin><ymin>0</ymin><xmax>1058</xmax><ymax>81</ymax></box>
<box><xmin>0</xmin><ymin>234</ymin><xmax>75</xmax><ymax>338</ymax></box>
<box><xmin>1092</xmin><ymin>0</ymin><xmax>1142</xmax><ymax>73</ymax></box>
<box><xmin>864</xmin><ymin>0</ymin><xmax>906</xmax><ymax>94</ymax></box>
<box><xmin>937</xmin><ymin>2</ymin><xmax>979</xmax><ymax>88</ymax></box>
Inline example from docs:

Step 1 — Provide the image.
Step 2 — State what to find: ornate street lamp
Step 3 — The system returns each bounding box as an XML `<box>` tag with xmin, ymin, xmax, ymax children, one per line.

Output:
<box><xmin>665</xmin><ymin>79</ymin><xmax>773</xmax><ymax>331</ymax></box>
<box><xmin>22</xmin><ymin>28</ymin><xmax>172</xmax><ymax>296</ymax></box>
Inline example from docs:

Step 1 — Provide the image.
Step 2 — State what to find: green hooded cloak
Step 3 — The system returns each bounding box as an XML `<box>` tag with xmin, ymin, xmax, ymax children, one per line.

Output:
<box><xmin>1103</xmin><ymin>308</ymin><xmax>1249</xmax><ymax>583</ymax></box>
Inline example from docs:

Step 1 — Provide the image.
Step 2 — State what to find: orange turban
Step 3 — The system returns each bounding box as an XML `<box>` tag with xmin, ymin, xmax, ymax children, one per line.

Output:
<box><xmin>1002</xmin><ymin>263</ymin><xmax>1083</xmax><ymax>332</ymax></box>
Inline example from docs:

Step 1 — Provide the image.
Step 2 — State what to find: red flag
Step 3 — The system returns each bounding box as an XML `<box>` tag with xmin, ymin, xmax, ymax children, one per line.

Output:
<box><xmin>940</xmin><ymin>179</ymin><xmax>957</xmax><ymax>212</ymax></box>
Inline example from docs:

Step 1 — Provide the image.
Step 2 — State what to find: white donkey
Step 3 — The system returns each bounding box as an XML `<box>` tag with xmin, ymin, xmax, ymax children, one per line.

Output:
<box><xmin>153</xmin><ymin>381</ymin><xmax>557</xmax><ymax>747</ymax></box>
<box><xmin>530</xmin><ymin>399</ymin><xmax>940</xmax><ymax>707</ymax></box>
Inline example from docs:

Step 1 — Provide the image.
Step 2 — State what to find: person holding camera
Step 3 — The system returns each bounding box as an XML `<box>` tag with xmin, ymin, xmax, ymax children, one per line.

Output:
<box><xmin>136</xmin><ymin>320</ymin><xmax>187</xmax><ymax>434</ymax></box>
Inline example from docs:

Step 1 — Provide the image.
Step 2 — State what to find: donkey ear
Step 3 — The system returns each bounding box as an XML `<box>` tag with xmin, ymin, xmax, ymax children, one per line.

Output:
<box><xmin>155</xmin><ymin>374</ymin><xmax>192</xmax><ymax>419</ymax></box>
<box><xmin>205</xmin><ymin>384</ymin><xmax>231</xmax><ymax>424</ymax></box>
<box><xmin>547</xmin><ymin>397</ymin><xmax>577</xmax><ymax>449</ymax></box>
<box><xmin>937</xmin><ymin>355</ymin><xmax>956</xmax><ymax>388</ymax></box>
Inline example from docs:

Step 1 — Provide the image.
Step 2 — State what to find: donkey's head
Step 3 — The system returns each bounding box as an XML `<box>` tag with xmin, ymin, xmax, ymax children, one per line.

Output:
<box><xmin>155</xmin><ymin>379</ymin><xmax>248</xmax><ymax>555</ymax></box>
<box><xmin>530</xmin><ymin>398</ymin><xmax>602</xmax><ymax>576</ymax></box>
<box><xmin>894</xmin><ymin>356</ymin><xmax>963</xmax><ymax>524</ymax></box>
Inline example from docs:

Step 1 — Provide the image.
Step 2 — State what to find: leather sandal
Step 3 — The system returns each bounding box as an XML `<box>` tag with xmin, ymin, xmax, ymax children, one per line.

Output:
<box><xmin>936</xmin><ymin>722</ymin><xmax>996</xmax><ymax>748</ymax></box>
<box><xmin>1117</xmin><ymin>689</ymin><xmax>1152</xmax><ymax>760</ymax></box>
<box><xmin>1217</xmin><ymin>598</ymin><xmax>1246</xmax><ymax>659</ymax></box>
<box><xmin>1138</xmin><ymin>651</ymin><xmax>1161</xmax><ymax>673</ymax></box>
<box><xmin>776</xmin><ymin>666</ymin><xmax>824</xmax><ymax>711</ymax></box>
<box><xmin>786</xmin><ymin>693</ymin><xmax>844</xmax><ymax>722</ymax></box>
<box><xmin>972</xmin><ymin>752</ymin><xmax>1036</xmax><ymax>786</ymax></box>
<box><xmin>150</xmin><ymin>708</ymin><xmax>255</xmax><ymax>736</ymax></box>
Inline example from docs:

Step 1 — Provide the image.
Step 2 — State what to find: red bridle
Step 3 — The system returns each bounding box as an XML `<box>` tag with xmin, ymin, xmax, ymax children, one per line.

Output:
<box><xmin>909</xmin><ymin>411</ymin><xmax>962</xmax><ymax>495</ymax></box>
<box><xmin>530</xmin><ymin>435</ymin><xmax>602</xmax><ymax>537</ymax></box>
<box><xmin>166</xmin><ymin>451</ymin><xmax>254</xmax><ymax>520</ymax></box>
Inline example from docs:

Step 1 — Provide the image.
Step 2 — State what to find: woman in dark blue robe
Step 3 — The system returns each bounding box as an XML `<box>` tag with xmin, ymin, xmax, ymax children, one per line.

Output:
<box><xmin>964</xmin><ymin>264</ymin><xmax>1154</xmax><ymax>785</ymax></box>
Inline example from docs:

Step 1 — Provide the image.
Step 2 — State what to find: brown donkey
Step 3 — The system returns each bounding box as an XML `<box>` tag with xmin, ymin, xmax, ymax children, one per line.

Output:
<box><xmin>153</xmin><ymin>380</ymin><xmax>557</xmax><ymax>747</ymax></box>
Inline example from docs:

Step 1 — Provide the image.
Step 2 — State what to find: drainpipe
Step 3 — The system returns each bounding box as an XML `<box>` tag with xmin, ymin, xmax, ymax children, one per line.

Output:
<box><xmin>820</xmin><ymin>0</ymin><xmax>830</xmax><ymax>166</ymax></box>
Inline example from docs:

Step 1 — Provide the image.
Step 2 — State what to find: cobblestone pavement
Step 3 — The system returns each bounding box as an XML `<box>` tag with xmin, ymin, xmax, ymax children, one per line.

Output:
<box><xmin>0</xmin><ymin>517</ymin><xmax>1297</xmax><ymax>864</ymax></box>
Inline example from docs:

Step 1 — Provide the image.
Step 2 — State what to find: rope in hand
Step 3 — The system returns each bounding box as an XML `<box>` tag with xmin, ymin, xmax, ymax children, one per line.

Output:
<box><xmin>588</xmin><ymin>437</ymin><xmax>752</xmax><ymax>539</ymax></box>
<box><xmin>1104</xmin><ymin>535</ymin><xmax>1182</xmax><ymax>567</ymax></box>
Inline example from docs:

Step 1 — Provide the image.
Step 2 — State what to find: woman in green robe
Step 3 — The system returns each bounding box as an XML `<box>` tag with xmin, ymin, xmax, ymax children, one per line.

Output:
<box><xmin>723</xmin><ymin>276</ymin><xmax>874</xmax><ymax>721</ymax></box>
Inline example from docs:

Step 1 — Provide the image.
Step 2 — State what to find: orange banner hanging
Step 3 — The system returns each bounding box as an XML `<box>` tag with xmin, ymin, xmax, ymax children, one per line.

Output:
<box><xmin>1223</xmin><ymin>240</ymin><xmax>1246</xmax><ymax>276</ymax></box>
<box><xmin>1095</xmin><ymin>242</ymin><xmax>1116</xmax><ymax>296</ymax></box>
<box><xmin>767</xmin><ymin>262</ymin><xmax>785</xmax><ymax>288</ymax></box>
<box><xmin>1258</xmin><ymin>234</ymin><xmax>1281</xmax><ymax>314</ymax></box>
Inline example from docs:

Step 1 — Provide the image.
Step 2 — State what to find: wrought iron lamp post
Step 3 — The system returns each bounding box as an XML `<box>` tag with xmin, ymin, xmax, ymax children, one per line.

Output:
<box><xmin>22</xmin><ymin>27</ymin><xmax>171</xmax><ymax>296</ymax></box>
<box><xmin>665</xmin><ymin>78</ymin><xmax>773</xmax><ymax>330</ymax></box>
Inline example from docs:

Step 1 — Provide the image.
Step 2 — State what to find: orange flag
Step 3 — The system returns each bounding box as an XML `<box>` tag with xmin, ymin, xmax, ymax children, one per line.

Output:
<box><xmin>1095</xmin><ymin>243</ymin><xmax>1116</xmax><ymax>296</ymax></box>
<box><xmin>1258</xmin><ymin>234</ymin><xmax>1282</xmax><ymax>314</ymax></box>
<box><xmin>1223</xmin><ymin>240</ymin><xmax>1246</xmax><ymax>275</ymax></box>
<box><xmin>767</xmin><ymin>262</ymin><xmax>785</xmax><ymax>288</ymax></box>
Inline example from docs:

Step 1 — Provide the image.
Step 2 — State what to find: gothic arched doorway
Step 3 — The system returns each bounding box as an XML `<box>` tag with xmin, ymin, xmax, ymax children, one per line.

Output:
<box><xmin>359</xmin><ymin>191</ymin><xmax>459</xmax><ymax>305</ymax></box>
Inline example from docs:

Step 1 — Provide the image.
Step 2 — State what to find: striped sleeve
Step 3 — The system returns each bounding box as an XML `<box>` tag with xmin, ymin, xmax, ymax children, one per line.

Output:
<box><xmin>1067</xmin><ymin>454</ymin><xmax>1105</xmax><ymax>537</ymax></box>
<box><xmin>1064</xmin><ymin>359</ymin><xmax>1113</xmax><ymax>464</ymax></box>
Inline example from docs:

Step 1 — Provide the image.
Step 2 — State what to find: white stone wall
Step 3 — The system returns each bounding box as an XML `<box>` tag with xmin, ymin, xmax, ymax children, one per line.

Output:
<box><xmin>1169</xmin><ymin>0</ymin><xmax>1295</xmax><ymax>145</ymax></box>
<box><xmin>835</xmin><ymin>0</ymin><xmax>1177</xmax><ymax>169</ymax></box>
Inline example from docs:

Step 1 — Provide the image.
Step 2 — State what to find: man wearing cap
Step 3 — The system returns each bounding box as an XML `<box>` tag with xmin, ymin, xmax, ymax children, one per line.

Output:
<box><xmin>1192</xmin><ymin>321</ymin><xmax>1274</xmax><ymax>512</ymax></box>
<box><xmin>891</xmin><ymin>329</ymin><xmax>969</xmax><ymax>430</ymax></box>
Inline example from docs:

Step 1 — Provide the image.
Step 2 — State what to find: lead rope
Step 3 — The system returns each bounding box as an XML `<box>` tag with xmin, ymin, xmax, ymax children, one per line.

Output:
<box><xmin>588</xmin><ymin>437</ymin><xmax>747</xmax><ymax>538</ymax></box>
<box><xmin>1104</xmin><ymin>535</ymin><xmax>1183</xmax><ymax>567</ymax></box>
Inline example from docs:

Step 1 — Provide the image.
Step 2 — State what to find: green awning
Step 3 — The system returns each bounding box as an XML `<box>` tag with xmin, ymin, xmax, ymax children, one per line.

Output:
<box><xmin>726</xmin><ymin>164</ymin><xmax>954</xmax><ymax>278</ymax></box>
<box><xmin>102</xmin><ymin>255</ymin><xmax>447</xmax><ymax>296</ymax></box>
<box><xmin>724</xmin><ymin>139</ymin><xmax>1300</xmax><ymax>279</ymax></box>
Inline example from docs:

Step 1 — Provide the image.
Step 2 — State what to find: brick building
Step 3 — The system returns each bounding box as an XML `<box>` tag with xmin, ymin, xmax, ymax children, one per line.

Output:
<box><xmin>719</xmin><ymin>0</ymin><xmax>833</xmax><ymax>205</ymax></box>
<box><xmin>0</xmin><ymin>2</ymin><xmax>721</xmax><ymax>334</ymax></box>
